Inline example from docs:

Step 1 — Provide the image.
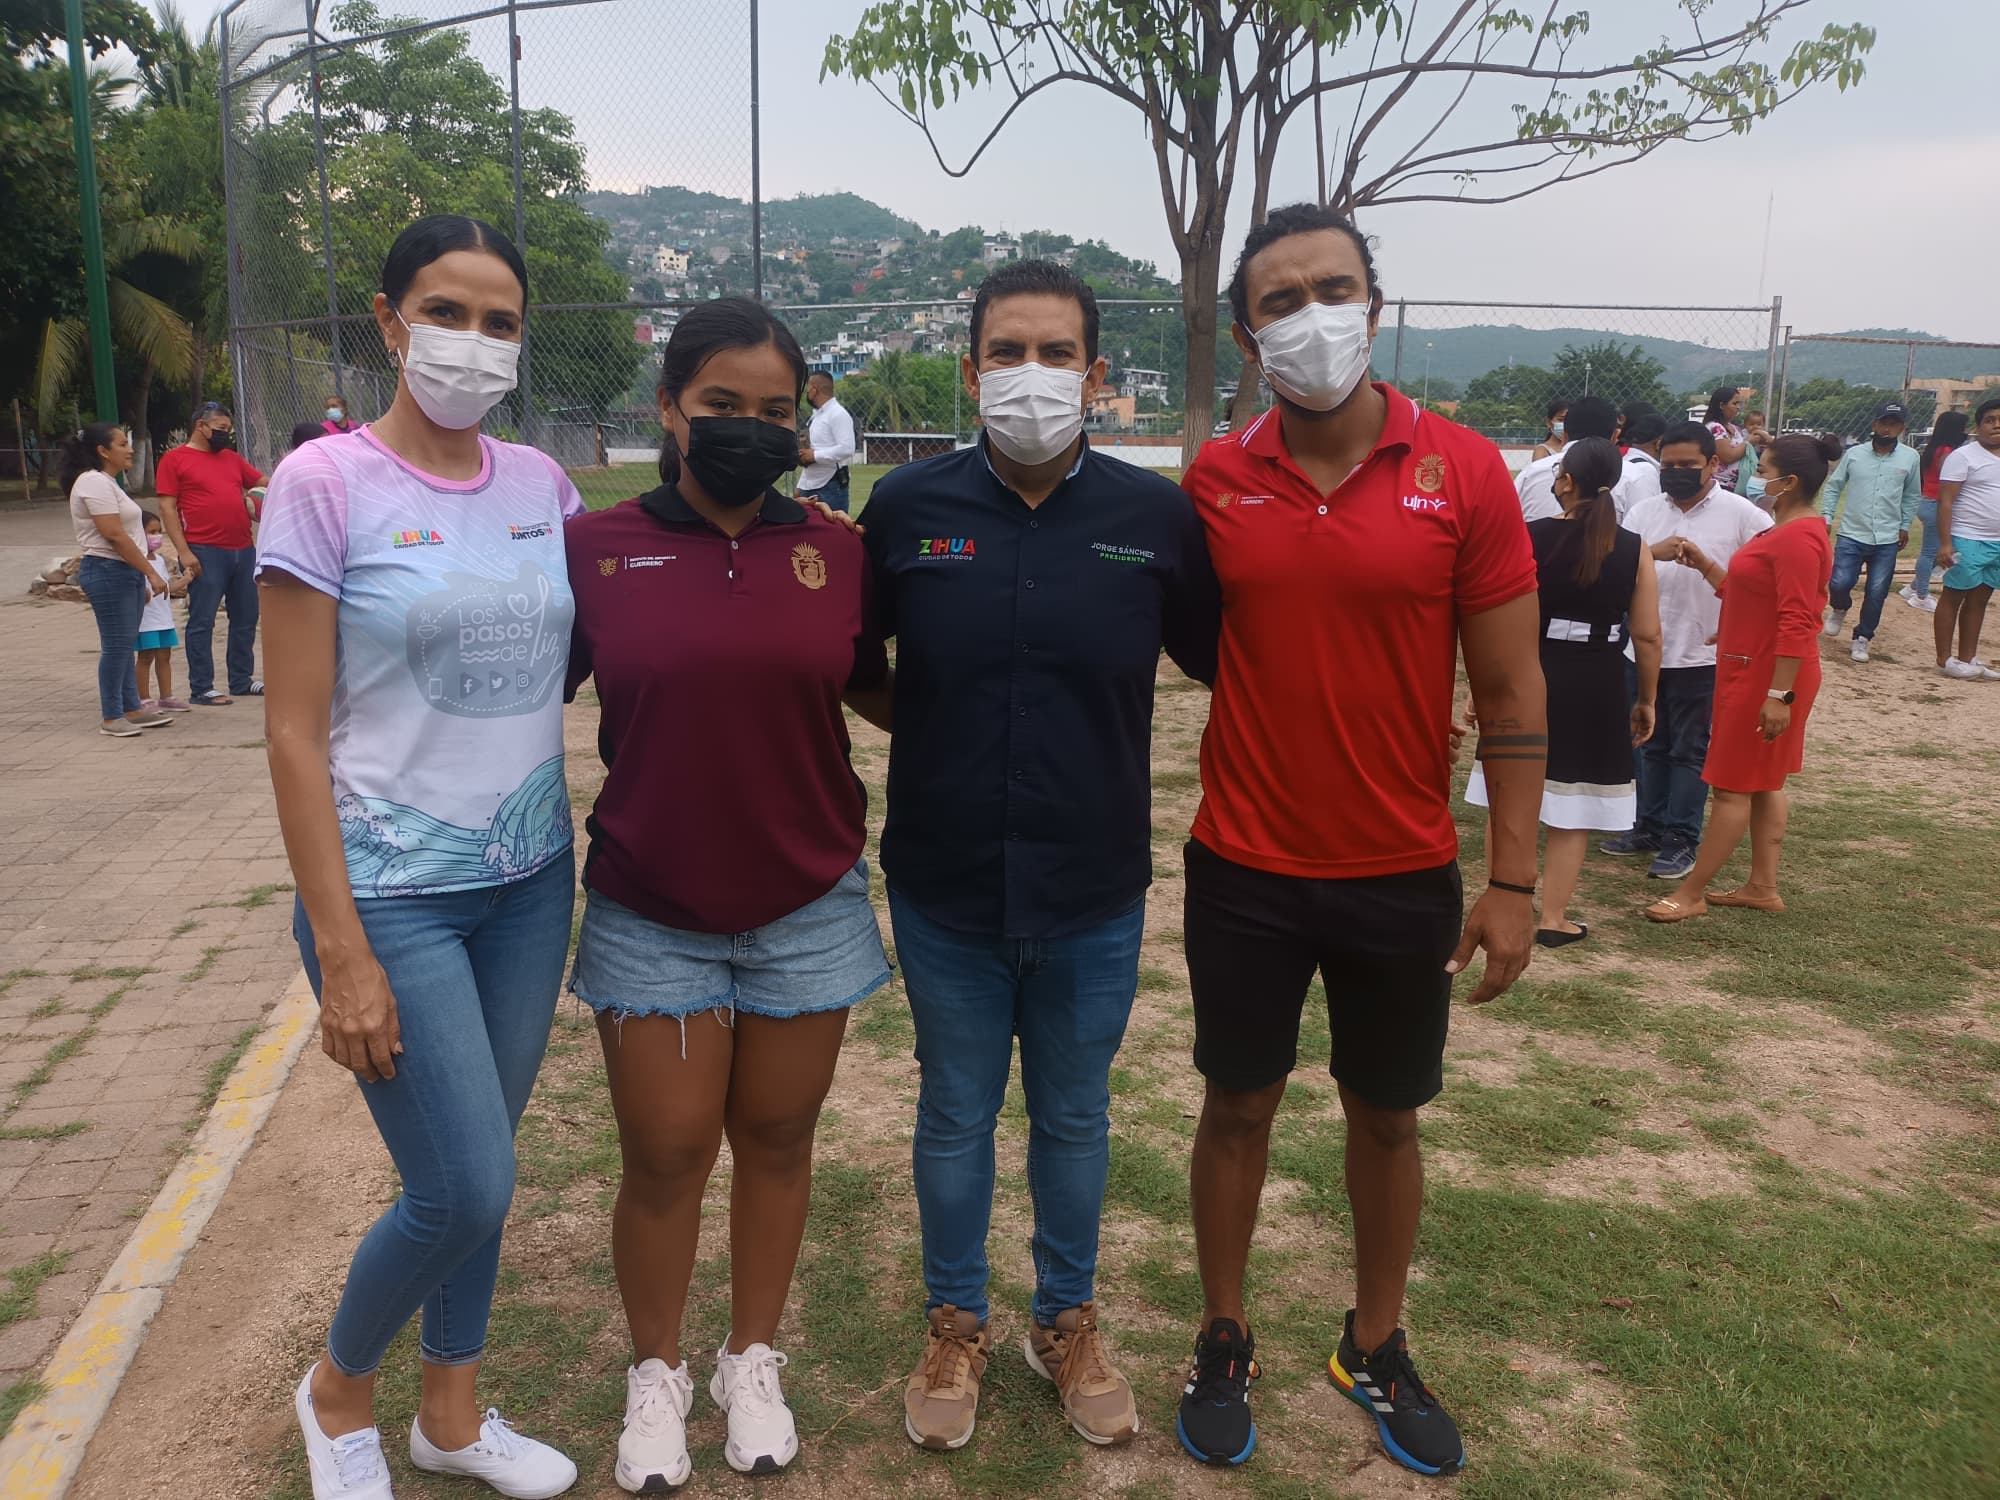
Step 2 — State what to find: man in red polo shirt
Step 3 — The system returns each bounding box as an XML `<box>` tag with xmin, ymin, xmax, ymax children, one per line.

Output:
<box><xmin>157</xmin><ymin>401</ymin><xmax>265</xmax><ymax>705</ymax></box>
<box><xmin>1171</xmin><ymin>204</ymin><xmax>1546</xmax><ymax>1478</ymax></box>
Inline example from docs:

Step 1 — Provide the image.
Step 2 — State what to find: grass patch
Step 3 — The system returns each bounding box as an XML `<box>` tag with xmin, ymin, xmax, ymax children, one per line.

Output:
<box><xmin>88</xmin><ymin>984</ymin><xmax>132</xmax><ymax>1019</ymax></box>
<box><xmin>13</xmin><ymin>1031</ymin><xmax>88</xmax><ymax>1104</ymax></box>
<box><xmin>0</xmin><ymin>1120</ymin><xmax>88</xmax><ymax>1142</ymax></box>
<box><xmin>26</xmin><ymin>996</ymin><xmax>63</xmax><ymax>1020</ymax></box>
<box><xmin>0</xmin><ymin>1377</ymin><xmax>47</xmax><ymax>1439</ymax></box>
<box><xmin>0</xmin><ymin>1250</ymin><xmax>70</xmax><ymax>1329</ymax></box>
<box><xmin>1430</xmin><ymin>1050</ymin><xmax>1644</xmax><ymax>1170</ymax></box>
<box><xmin>170</xmin><ymin>917</ymin><xmax>201</xmax><ymax>938</ymax></box>
<box><xmin>194</xmin><ymin>1024</ymin><xmax>264</xmax><ymax>1116</ymax></box>
<box><xmin>181</xmin><ymin>945</ymin><xmax>234</xmax><ymax>983</ymax></box>
<box><xmin>65</xmin><ymin>964</ymin><xmax>149</xmax><ymax>982</ymax></box>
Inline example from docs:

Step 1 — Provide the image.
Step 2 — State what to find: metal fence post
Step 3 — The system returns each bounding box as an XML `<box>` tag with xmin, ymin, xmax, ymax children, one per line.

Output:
<box><xmin>1902</xmin><ymin>339</ymin><xmax>1916</xmax><ymax>412</ymax></box>
<box><xmin>219</xmin><ymin>8</ymin><xmax>250</xmax><ymax>442</ymax></box>
<box><xmin>1775</xmin><ymin>327</ymin><xmax>1792</xmax><ymax>430</ymax></box>
<box><xmin>750</xmin><ymin>0</ymin><xmax>762</xmax><ymax>300</ymax></box>
<box><xmin>1763</xmin><ymin>295</ymin><xmax>1781</xmax><ymax>422</ymax></box>
<box><xmin>305</xmin><ymin>0</ymin><xmax>344</xmax><ymax>418</ymax></box>
<box><xmin>507</xmin><ymin>0</ymin><xmax>535</xmax><ymax>443</ymax></box>
<box><xmin>1391</xmin><ymin>300</ymin><xmax>1407</xmax><ymax>386</ymax></box>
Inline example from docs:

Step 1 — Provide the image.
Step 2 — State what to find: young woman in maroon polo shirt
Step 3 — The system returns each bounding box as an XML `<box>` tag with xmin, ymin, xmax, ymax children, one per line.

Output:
<box><xmin>563</xmin><ymin>299</ymin><xmax>892</xmax><ymax>1490</ymax></box>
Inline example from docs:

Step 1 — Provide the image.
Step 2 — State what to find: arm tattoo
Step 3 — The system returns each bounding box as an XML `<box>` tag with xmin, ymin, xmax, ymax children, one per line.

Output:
<box><xmin>1476</xmin><ymin>730</ymin><xmax>1548</xmax><ymax>762</ymax></box>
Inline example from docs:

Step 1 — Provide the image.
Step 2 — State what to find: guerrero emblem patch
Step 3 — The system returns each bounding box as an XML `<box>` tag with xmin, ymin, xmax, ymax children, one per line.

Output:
<box><xmin>597</xmin><ymin>556</ymin><xmax>619</xmax><ymax>577</ymax></box>
<box><xmin>1415</xmin><ymin>454</ymin><xmax>1447</xmax><ymax>495</ymax></box>
<box><xmin>792</xmin><ymin>542</ymin><xmax>828</xmax><ymax>590</ymax></box>
<box><xmin>1213</xmin><ymin>491</ymin><xmax>1236</xmax><ymax>509</ymax></box>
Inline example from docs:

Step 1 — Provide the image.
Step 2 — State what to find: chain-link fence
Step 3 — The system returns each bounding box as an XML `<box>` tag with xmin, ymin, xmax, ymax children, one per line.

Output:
<box><xmin>1383</xmin><ymin>300</ymin><xmax>1783</xmax><ymax>450</ymax></box>
<box><xmin>219</xmin><ymin>0</ymin><xmax>753</xmax><ymax>471</ymax></box>
<box><xmin>1776</xmin><ymin>333</ymin><xmax>2000</xmax><ymax>444</ymax></box>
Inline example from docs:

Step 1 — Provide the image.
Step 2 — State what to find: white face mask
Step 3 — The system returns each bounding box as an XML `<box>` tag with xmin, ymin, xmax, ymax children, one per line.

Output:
<box><xmin>1253</xmin><ymin>301</ymin><xmax>1373</xmax><ymax>412</ymax></box>
<box><xmin>395</xmin><ymin>312</ymin><xmax>520</xmax><ymax>431</ymax></box>
<box><xmin>978</xmin><ymin>362</ymin><xmax>1085</xmax><ymax>466</ymax></box>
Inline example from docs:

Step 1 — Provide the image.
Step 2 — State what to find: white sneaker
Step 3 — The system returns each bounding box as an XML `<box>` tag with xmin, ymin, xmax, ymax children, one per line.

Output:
<box><xmin>1822</xmin><ymin>608</ymin><xmax>1847</xmax><ymax>637</ymax></box>
<box><xmin>1943</xmin><ymin>658</ymin><xmax>1984</xmax><ymax>680</ymax></box>
<box><xmin>410</xmin><ymin>1409</ymin><xmax>576</xmax><ymax>1499</ymax></box>
<box><xmin>295</xmin><ymin>1366</ymin><xmax>394</xmax><ymax>1500</ymax></box>
<box><xmin>618</xmin><ymin>1358</ymin><xmax>694</xmax><ymax>1493</ymax></box>
<box><xmin>1850</xmin><ymin>638</ymin><xmax>1870</xmax><ymax>663</ymax></box>
<box><xmin>1971</xmin><ymin>659</ymin><xmax>2000</xmax><ymax>682</ymax></box>
<box><xmin>711</xmin><ymin>1342</ymin><xmax>800</xmax><ymax>1475</ymax></box>
<box><xmin>1916</xmin><ymin>594</ymin><xmax>1937</xmax><ymax>613</ymax></box>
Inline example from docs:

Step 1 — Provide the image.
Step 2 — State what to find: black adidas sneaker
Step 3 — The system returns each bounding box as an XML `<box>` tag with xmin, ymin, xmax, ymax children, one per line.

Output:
<box><xmin>1176</xmin><ymin>1318</ymin><xmax>1259</xmax><ymax>1466</ymax></box>
<box><xmin>1328</xmin><ymin>1310</ymin><xmax>1465</xmax><ymax>1475</ymax></box>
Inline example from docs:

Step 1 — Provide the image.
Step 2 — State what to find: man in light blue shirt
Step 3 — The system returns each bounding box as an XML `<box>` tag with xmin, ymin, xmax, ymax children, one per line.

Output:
<box><xmin>1821</xmin><ymin>400</ymin><xmax>1922</xmax><ymax>663</ymax></box>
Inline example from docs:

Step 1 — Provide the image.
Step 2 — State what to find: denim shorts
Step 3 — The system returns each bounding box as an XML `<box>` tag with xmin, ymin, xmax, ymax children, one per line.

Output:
<box><xmin>572</xmin><ymin>857</ymin><xmax>891</xmax><ymax>1024</ymax></box>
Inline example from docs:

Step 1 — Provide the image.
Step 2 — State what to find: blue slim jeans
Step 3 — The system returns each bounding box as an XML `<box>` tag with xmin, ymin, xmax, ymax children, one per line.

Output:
<box><xmin>294</xmin><ymin>850</ymin><xmax>575</xmax><ymax>1375</ymax></box>
<box><xmin>1912</xmin><ymin>501</ymin><xmax>1942</xmax><ymax>598</ymax></box>
<box><xmin>803</xmin><ymin>474</ymin><xmax>851</xmax><ymax>513</ymax></box>
<box><xmin>1827</xmin><ymin>534</ymin><xmax>1902</xmax><ymax>641</ymax></box>
<box><xmin>185</xmin><ymin>542</ymin><xmax>260</xmax><ymax>696</ymax></box>
<box><xmin>1634</xmin><ymin>665</ymin><xmax>1714</xmax><ymax>854</ymax></box>
<box><xmin>889</xmin><ymin>889</ymin><xmax>1145</xmax><ymax>1327</ymax></box>
<box><xmin>77</xmin><ymin>555</ymin><xmax>146</xmax><ymax>721</ymax></box>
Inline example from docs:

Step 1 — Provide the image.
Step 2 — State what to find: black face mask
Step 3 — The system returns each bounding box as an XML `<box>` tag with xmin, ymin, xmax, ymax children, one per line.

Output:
<box><xmin>679</xmin><ymin>415</ymin><xmax>796</xmax><ymax>508</ymax></box>
<box><xmin>207</xmin><ymin>428</ymin><xmax>236</xmax><ymax>453</ymax></box>
<box><xmin>1660</xmin><ymin>466</ymin><xmax>1706</xmax><ymax>502</ymax></box>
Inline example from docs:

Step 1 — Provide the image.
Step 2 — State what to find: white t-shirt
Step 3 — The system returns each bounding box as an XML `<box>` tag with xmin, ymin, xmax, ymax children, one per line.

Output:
<box><xmin>1515</xmin><ymin>452</ymin><xmax>1562</xmax><ymax>522</ymax></box>
<box><xmin>1624</xmin><ymin>488</ymin><xmax>1773</xmax><ymax>669</ymax></box>
<box><xmin>1939</xmin><ymin>442</ymin><xmax>2000</xmax><ymax>541</ymax></box>
<box><xmin>256</xmin><ymin>427</ymin><xmax>584</xmax><ymax>898</ymax></box>
<box><xmin>1613</xmin><ymin>449</ymin><xmax>1662</xmax><ymax>521</ymax></box>
<box><xmin>140</xmin><ymin>550</ymin><xmax>175</xmax><ymax>634</ymax></box>
<box><xmin>70</xmin><ymin>470</ymin><xmax>145</xmax><ymax>561</ymax></box>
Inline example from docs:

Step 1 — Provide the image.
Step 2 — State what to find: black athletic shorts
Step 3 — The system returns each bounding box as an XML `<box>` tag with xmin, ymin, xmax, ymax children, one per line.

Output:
<box><xmin>1182</xmin><ymin>838</ymin><xmax>1463</xmax><ymax>1109</ymax></box>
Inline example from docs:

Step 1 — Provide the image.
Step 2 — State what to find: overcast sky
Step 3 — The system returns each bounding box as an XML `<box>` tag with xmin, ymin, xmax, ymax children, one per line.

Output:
<box><xmin>164</xmin><ymin>1</ymin><xmax>1993</xmax><ymax>343</ymax></box>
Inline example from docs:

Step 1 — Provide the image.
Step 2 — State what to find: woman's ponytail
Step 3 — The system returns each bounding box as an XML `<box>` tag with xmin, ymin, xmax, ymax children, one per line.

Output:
<box><xmin>58</xmin><ymin>421</ymin><xmax>121</xmax><ymax>500</ymax></box>
<box><xmin>1559</xmin><ymin>436</ymin><xmax>1625</xmax><ymax>587</ymax></box>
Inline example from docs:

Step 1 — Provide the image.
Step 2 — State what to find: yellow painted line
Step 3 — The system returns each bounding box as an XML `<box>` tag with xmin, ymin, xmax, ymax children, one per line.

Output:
<box><xmin>0</xmin><ymin>970</ymin><xmax>319</xmax><ymax>1500</ymax></box>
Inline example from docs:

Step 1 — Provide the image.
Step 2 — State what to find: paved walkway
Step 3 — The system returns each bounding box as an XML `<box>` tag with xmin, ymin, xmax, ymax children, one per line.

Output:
<box><xmin>0</xmin><ymin>570</ymin><xmax>301</xmax><ymax>1398</ymax></box>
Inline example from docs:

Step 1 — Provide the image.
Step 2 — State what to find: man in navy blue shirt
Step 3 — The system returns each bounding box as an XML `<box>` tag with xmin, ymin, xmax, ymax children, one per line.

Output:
<box><xmin>859</xmin><ymin>260</ymin><xmax>1218</xmax><ymax>1455</ymax></box>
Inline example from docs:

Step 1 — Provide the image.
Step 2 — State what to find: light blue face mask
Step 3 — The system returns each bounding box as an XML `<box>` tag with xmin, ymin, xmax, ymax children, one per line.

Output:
<box><xmin>1741</xmin><ymin>471</ymin><xmax>1766</xmax><ymax>501</ymax></box>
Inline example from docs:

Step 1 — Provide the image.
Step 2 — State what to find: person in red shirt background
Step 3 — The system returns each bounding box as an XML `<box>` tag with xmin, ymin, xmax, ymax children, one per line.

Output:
<box><xmin>1171</xmin><ymin>204</ymin><xmax>1546</xmax><ymax>1479</ymax></box>
<box><xmin>156</xmin><ymin>401</ymin><xmax>266</xmax><ymax>705</ymax></box>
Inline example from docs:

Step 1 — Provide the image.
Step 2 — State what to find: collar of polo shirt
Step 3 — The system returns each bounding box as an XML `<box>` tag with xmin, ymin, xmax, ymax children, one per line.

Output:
<box><xmin>639</xmin><ymin>481</ymin><xmax>808</xmax><ymax>529</ymax></box>
<box><xmin>977</xmin><ymin>430</ymin><xmax>1090</xmax><ymax>488</ymax></box>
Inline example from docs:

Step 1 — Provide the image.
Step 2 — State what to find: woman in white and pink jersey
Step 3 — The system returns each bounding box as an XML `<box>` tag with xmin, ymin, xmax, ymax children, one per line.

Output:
<box><xmin>258</xmin><ymin>216</ymin><xmax>582</xmax><ymax>1500</ymax></box>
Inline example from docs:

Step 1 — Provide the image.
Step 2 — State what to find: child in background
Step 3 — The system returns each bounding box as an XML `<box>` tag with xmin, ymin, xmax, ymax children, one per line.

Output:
<box><xmin>136</xmin><ymin>512</ymin><xmax>190</xmax><ymax>712</ymax></box>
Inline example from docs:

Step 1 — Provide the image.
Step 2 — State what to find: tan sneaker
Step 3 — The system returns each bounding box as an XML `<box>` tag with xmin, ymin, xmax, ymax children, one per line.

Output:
<box><xmin>1023</xmin><ymin>1302</ymin><xmax>1140</xmax><ymax>1445</ymax></box>
<box><xmin>904</xmin><ymin>1305</ymin><xmax>991</xmax><ymax>1450</ymax></box>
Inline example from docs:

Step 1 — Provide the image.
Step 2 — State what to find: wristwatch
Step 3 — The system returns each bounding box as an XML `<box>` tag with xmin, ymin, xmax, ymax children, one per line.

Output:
<box><xmin>1766</xmin><ymin>688</ymin><xmax>1795</xmax><ymax>705</ymax></box>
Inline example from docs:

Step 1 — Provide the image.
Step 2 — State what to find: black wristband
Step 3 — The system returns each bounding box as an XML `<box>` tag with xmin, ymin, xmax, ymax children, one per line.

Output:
<box><xmin>1488</xmin><ymin>878</ymin><xmax>1537</xmax><ymax>896</ymax></box>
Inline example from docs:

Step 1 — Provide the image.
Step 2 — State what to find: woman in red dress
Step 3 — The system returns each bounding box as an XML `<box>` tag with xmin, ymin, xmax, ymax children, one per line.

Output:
<box><xmin>1645</xmin><ymin>432</ymin><xmax>1841</xmax><ymax>922</ymax></box>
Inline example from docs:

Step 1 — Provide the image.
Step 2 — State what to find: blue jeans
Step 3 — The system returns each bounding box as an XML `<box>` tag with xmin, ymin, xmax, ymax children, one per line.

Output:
<box><xmin>1634</xmin><ymin>665</ymin><xmax>1713</xmax><ymax>854</ymax></box>
<box><xmin>294</xmin><ymin>851</ymin><xmax>575</xmax><ymax>1375</ymax></box>
<box><xmin>889</xmin><ymin>889</ymin><xmax>1145</xmax><ymax>1327</ymax></box>
<box><xmin>186</xmin><ymin>542</ymin><xmax>260</xmax><ymax>696</ymax></box>
<box><xmin>1913</xmin><ymin>500</ymin><xmax>1942</xmax><ymax>598</ymax></box>
<box><xmin>803</xmin><ymin>474</ymin><xmax>850</xmax><ymax>513</ymax></box>
<box><xmin>77</xmin><ymin>554</ymin><xmax>146</xmax><ymax>720</ymax></box>
<box><xmin>1827</xmin><ymin>534</ymin><xmax>1902</xmax><ymax>641</ymax></box>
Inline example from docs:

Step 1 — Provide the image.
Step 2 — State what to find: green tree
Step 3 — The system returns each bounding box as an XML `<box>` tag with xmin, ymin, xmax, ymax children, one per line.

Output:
<box><xmin>1552</xmin><ymin>341</ymin><xmax>1675</xmax><ymax>416</ymax></box>
<box><xmin>0</xmin><ymin>0</ymin><xmax>160</xmax><ymax>438</ymax></box>
<box><xmin>244</xmin><ymin>1</ymin><xmax>642</xmax><ymax>426</ymax></box>
<box><xmin>836</xmin><ymin>351</ymin><xmax>960</xmax><ymax>433</ymax></box>
<box><xmin>1457</xmin><ymin>362</ymin><xmax>1555</xmax><ymax>440</ymax></box>
<box><xmin>825</xmin><ymin>3</ymin><xmax>1872</xmax><ymax>461</ymax></box>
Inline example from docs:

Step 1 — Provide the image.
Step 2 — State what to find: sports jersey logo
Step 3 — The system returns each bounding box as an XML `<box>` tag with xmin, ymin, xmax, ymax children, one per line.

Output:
<box><xmin>792</xmin><ymin>542</ymin><xmax>828</xmax><ymax>590</ymax></box>
<box><xmin>392</xmin><ymin>528</ymin><xmax>444</xmax><ymax>548</ymax></box>
<box><xmin>508</xmin><ymin>522</ymin><xmax>553</xmax><ymax>541</ymax></box>
<box><xmin>1415</xmin><ymin>453</ymin><xmax>1447</xmax><ymax>494</ymax></box>
<box><xmin>1212</xmin><ymin>492</ymin><xmax>1235</xmax><ymax>508</ymax></box>
<box><xmin>917</xmin><ymin>537</ymin><xmax>977</xmax><ymax>560</ymax></box>
<box><xmin>1403</xmin><ymin>495</ymin><xmax>1449</xmax><ymax>513</ymax></box>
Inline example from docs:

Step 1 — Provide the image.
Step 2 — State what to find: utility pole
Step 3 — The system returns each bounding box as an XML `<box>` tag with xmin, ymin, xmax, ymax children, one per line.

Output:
<box><xmin>64</xmin><ymin>0</ymin><xmax>118</xmax><ymax>420</ymax></box>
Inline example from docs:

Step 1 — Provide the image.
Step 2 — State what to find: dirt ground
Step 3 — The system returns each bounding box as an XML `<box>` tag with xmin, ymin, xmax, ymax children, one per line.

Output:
<box><xmin>69</xmin><ymin>575</ymin><xmax>2000</xmax><ymax>1499</ymax></box>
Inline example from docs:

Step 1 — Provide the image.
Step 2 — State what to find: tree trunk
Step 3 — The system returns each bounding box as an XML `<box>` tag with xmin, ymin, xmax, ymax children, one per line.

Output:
<box><xmin>129</xmin><ymin>356</ymin><xmax>156</xmax><ymax>493</ymax></box>
<box><xmin>1178</xmin><ymin>243</ymin><xmax>1223</xmax><ymax>469</ymax></box>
